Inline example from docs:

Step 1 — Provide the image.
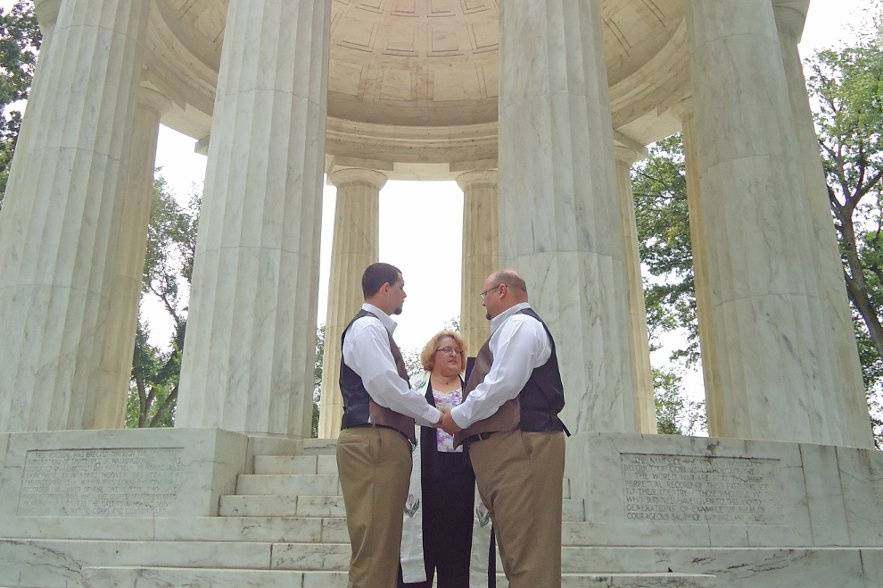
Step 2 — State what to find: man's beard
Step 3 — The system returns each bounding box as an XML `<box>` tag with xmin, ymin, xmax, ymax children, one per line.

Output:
<box><xmin>485</xmin><ymin>312</ymin><xmax>491</xmax><ymax>320</ymax></box>
<box><xmin>393</xmin><ymin>305</ymin><xmax>403</xmax><ymax>315</ymax></box>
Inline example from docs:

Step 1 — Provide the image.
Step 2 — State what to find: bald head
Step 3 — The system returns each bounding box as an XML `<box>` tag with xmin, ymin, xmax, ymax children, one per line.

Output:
<box><xmin>489</xmin><ymin>270</ymin><xmax>528</xmax><ymax>301</ymax></box>
<box><xmin>481</xmin><ymin>269</ymin><xmax>528</xmax><ymax>319</ymax></box>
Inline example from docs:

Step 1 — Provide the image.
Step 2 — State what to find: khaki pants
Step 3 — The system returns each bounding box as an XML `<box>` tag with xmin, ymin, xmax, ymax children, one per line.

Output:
<box><xmin>337</xmin><ymin>427</ymin><xmax>412</xmax><ymax>588</ymax></box>
<box><xmin>468</xmin><ymin>430</ymin><xmax>565</xmax><ymax>588</ymax></box>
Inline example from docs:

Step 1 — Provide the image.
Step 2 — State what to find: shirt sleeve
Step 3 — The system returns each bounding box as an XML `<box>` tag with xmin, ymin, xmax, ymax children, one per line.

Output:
<box><xmin>342</xmin><ymin>317</ymin><xmax>441</xmax><ymax>427</ymax></box>
<box><xmin>450</xmin><ymin>314</ymin><xmax>551</xmax><ymax>429</ymax></box>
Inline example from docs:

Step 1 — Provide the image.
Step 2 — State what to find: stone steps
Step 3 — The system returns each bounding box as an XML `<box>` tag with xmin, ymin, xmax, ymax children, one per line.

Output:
<box><xmin>254</xmin><ymin>454</ymin><xmax>338</xmax><ymax>475</ymax></box>
<box><xmin>81</xmin><ymin>566</ymin><xmax>717</xmax><ymax>588</ymax></box>
<box><xmin>4</xmin><ymin>539</ymin><xmax>736</xmax><ymax>575</ymax></box>
<box><xmin>235</xmin><ymin>473</ymin><xmax>341</xmax><ymax>495</ymax></box>
<box><xmin>219</xmin><ymin>492</ymin><xmax>586</xmax><ymax>522</ymax></box>
<box><xmin>1</xmin><ymin>514</ymin><xmax>602</xmax><ymax>545</ymax></box>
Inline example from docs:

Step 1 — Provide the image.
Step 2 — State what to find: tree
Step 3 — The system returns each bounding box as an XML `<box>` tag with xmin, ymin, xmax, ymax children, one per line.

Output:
<box><xmin>127</xmin><ymin>177</ymin><xmax>198</xmax><ymax>428</ymax></box>
<box><xmin>312</xmin><ymin>324</ymin><xmax>325</xmax><ymax>437</ymax></box>
<box><xmin>0</xmin><ymin>0</ymin><xmax>41</xmax><ymax>207</ymax></box>
<box><xmin>631</xmin><ymin>134</ymin><xmax>697</xmax><ymax>365</ymax></box>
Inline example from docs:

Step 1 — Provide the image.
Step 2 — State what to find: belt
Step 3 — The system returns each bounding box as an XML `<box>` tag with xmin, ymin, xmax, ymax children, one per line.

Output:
<box><xmin>462</xmin><ymin>431</ymin><xmax>496</xmax><ymax>447</ymax></box>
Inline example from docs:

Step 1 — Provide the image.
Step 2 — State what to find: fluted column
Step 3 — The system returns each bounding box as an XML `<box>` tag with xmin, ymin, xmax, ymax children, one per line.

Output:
<box><xmin>679</xmin><ymin>110</ymin><xmax>722</xmax><ymax>431</ymax></box>
<box><xmin>685</xmin><ymin>0</ymin><xmax>861</xmax><ymax>445</ymax></box>
<box><xmin>614</xmin><ymin>150</ymin><xmax>656</xmax><ymax>434</ymax></box>
<box><xmin>499</xmin><ymin>0</ymin><xmax>639</xmax><ymax>434</ymax></box>
<box><xmin>773</xmin><ymin>0</ymin><xmax>872</xmax><ymax>447</ymax></box>
<box><xmin>317</xmin><ymin>168</ymin><xmax>384</xmax><ymax>439</ymax></box>
<box><xmin>93</xmin><ymin>88</ymin><xmax>171</xmax><ymax>429</ymax></box>
<box><xmin>458</xmin><ymin>170</ymin><xmax>498</xmax><ymax>356</ymax></box>
<box><xmin>0</xmin><ymin>0</ymin><xmax>149</xmax><ymax>432</ymax></box>
<box><xmin>177</xmin><ymin>0</ymin><xmax>331</xmax><ymax>437</ymax></box>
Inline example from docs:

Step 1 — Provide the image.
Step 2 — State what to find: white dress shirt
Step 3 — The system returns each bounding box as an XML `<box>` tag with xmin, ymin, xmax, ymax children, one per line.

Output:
<box><xmin>450</xmin><ymin>302</ymin><xmax>552</xmax><ymax>429</ymax></box>
<box><xmin>342</xmin><ymin>303</ymin><xmax>442</xmax><ymax>427</ymax></box>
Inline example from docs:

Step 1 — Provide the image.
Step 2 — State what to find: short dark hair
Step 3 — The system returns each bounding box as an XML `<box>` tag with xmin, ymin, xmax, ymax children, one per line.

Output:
<box><xmin>362</xmin><ymin>263</ymin><xmax>402</xmax><ymax>298</ymax></box>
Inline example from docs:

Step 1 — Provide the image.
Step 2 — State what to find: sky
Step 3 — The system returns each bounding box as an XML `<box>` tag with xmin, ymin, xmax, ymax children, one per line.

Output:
<box><xmin>1</xmin><ymin>0</ymin><xmax>876</xmax><ymax>417</ymax></box>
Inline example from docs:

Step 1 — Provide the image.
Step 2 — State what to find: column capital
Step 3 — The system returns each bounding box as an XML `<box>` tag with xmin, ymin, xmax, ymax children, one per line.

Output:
<box><xmin>330</xmin><ymin>167</ymin><xmax>388</xmax><ymax>191</ymax></box>
<box><xmin>34</xmin><ymin>0</ymin><xmax>61</xmax><ymax>30</ymax></box>
<box><xmin>669</xmin><ymin>97</ymin><xmax>696</xmax><ymax>124</ymax></box>
<box><xmin>613</xmin><ymin>131</ymin><xmax>647</xmax><ymax>166</ymax></box>
<box><xmin>772</xmin><ymin>0</ymin><xmax>810</xmax><ymax>44</ymax></box>
<box><xmin>136</xmin><ymin>86</ymin><xmax>172</xmax><ymax>116</ymax></box>
<box><xmin>456</xmin><ymin>169</ymin><xmax>497</xmax><ymax>191</ymax></box>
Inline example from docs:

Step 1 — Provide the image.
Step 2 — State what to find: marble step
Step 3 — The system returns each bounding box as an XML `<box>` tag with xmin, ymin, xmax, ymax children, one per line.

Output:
<box><xmin>239</xmin><ymin>468</ymin><xmax>571</xmax><ymax>499</ymax></box>
<box><xmin>301</xmin><ymin>439</ymin><xmax>338</xmax><ymax>455</ymax></box>
<box><xmin>252</xmin><ymin>454</ymin><xmax>572</xmax><ymax>495</ymax></box>
<box><xmin>220</xmin><ymin>495</ymin><xmax>344</xmax><ymax>517</ymax></box>
<box><xmin>235</xmin><ymin>473</ymin><xmax>341</xmax><ymax>495</ymax></box>
<box><xmin>81</xmin><ymin>566</ymin><xmax>717</xmax><ymax>587</ymax></box>
<box><xmin>1</xmin><ymin>513</ymin><xmax>602</xmax><ymax>545</ymax></box>
<box><xmin>254</xmin><ymin>454</ymin><xmax>338</xmax><ymax>475</ymax></box>
<box><xmin>220</xmin><ymin>493</ymin><xmax>586</xmax><ymax>522</ymax></box>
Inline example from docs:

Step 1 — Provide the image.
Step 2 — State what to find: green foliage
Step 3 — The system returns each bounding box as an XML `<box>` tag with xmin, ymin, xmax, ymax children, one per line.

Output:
<box><xmin>631</xmin><ymin>134</ymin><xmax>697</xmax><ymax>364</ymax></box>
<box><xmin>653</xmin><ymin>368</ymin><xmax>705</xmax><ymax>436</ymax></box>
<box><xmin>0</xmin><ymin>0</ymin><xmax>41</xmax><ymax>205</ymax></box>
<box><xmin>126</xmin><ymin>178</ymin><xmax>198</xmax><ymax>428</ymax></box>
<box><xmin>312</xmin><ymin>324</ymin><xmax>325</xmax><ymax>438</ymax></box>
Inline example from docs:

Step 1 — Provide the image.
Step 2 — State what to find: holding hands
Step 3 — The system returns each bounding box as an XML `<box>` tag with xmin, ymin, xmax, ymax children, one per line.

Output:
<box><xmin>437</xmin><ymin>407</ymin><xmax>461</xmax><ymax>435</ymax></box>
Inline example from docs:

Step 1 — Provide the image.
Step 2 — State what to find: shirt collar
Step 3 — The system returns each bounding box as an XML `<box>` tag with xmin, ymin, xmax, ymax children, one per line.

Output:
<box><xmin>362</xmin><ymin>303</ymin><xmax>397</xmax><ymax>334</ymax></box>
<box><xmin>489</xmin><ymin>302</ymin><xmax>531</xmax><ymax>334</ymax></box>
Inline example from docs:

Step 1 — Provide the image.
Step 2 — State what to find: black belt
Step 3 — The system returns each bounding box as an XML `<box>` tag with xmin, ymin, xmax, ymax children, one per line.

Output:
<box><xmin>462</xmin><ymin>431</ymin><xmax>496</xmax><ymax>447</ymax></box>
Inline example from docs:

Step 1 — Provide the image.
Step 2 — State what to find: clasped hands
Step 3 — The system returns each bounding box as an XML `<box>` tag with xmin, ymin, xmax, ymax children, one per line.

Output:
<box><xmin>436</xmin><ymin>407</ymin><xmax>461</xmax><ymax>435</ymax></box>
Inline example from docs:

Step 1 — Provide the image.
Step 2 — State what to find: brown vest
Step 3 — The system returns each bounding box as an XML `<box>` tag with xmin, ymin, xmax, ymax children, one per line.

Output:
<box><xmin>339</xmin><ymin>309</ymin><xmax>416</xmax><ymax>444</ymax></box>
<box><xmin>453</xmin><ymin>338</ymin><xmax>520</xmax><ymax>447</ymax></box>
<box><xmin>369</xmin><ymin>330</ymin><xmax>416</xmax><ymax>443</ymax></box>
<box><xmin>453</xmin><ymin>307</ymin><xmax>566</xmax><ymax>447</ymax></box>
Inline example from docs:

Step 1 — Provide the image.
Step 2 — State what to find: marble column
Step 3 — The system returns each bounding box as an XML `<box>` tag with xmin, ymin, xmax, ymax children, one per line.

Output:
<box><xmin>498</xmin><ymin>0</ymin><xmax>639</xmax><ymax>434</ymax></box>
<box><xmin>0</xmin><ymin>0</ymin><xmax>149</xmax><ymax>432</ymax></box>
<box><xmin>679</xmin><ymin>111</ymin><xmax>722</xmax><ymax>430</ymax></box>
<box><xmin>176</xmin><ymin>0</ymin><xmax>331</xmax><ymax>437</ymax></box>
<box><xmin>317</xmin><ymin>168</ymin><xmax>384</xmax><ymax>439</ymax></box>
<box><xmin>93</xmin><ymin>88</ymin><xmax>171</xmax><ymax>429</ymax></box>
<box><xmin>773</xmin><ymin>0</ymin><xmax>872</xmax><ymax>447</ymax></box>
<box><xmin>614</xmin><ymin>150</ymin><xmax>656</xmax><ymax>434</ymax></box>
<box><xmin>685</xmin><ymin>0</ymin><xmax>864</xmax><ymax>445</ymax></box>
<box><xmin>458</xmin><ymin>170</ymin><xmax>498</xmax><ymax>357</ymax></box>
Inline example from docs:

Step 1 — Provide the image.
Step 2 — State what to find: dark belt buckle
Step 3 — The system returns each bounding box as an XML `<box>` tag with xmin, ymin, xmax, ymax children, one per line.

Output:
<box><xmin>465</xmin><ymin>432</ymin><xmax>495</xmax><ymax>447</ymax></box>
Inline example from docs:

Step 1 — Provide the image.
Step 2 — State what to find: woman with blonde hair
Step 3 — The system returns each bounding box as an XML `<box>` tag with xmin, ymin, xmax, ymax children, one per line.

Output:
<box><xmin>400</xmin><ymin>330</ymin><xmax>475</xmax><ymax>587</ymax></box>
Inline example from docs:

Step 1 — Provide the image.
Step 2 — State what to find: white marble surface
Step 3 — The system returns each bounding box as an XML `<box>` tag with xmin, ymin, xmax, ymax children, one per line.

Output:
<box><xmin>317</xmin><ymin>167</ymin><xmax>384</xmax><ymax>439</ymax></box>
<box><xmin>0</xmin><ymin>429</ymin><xmax>246</xmax><ymax>524</ymax></box>
<box><xmin>773</xmin><ymin>1</ymin><xmax>873</xmax><ymax>448</ymax></box>
<box><xmin>684</xmin><ymin>0</ymin><xmax>869</xmax><ymax>446</ymax></box>
<box><xmin>458</xmin><ymin>170</ymin><xmax>498</xmax><ymax>356</ymax></box>
<box><xmin>498</xmin><ymin>0</ymin><xmax>639</xmax><ymax>435</ymax></box>
<box><xmin>176</xmin><ymin>0</ymin><xmax>331</xmax><ymax>437</ymax></box>
<box><xmin>0</xmin><ymin>0</ymin><xmax>149</xmax><ymax>432</ymax></box>
<box><xmin>615</xmin><ymin>156</ymin><xmax>656</xmax><ymax>434</ymax></box>
<box><xmin>94</xmin><ymin>88</ymin><xmax>170</xmax><ymax>430</ymax></box>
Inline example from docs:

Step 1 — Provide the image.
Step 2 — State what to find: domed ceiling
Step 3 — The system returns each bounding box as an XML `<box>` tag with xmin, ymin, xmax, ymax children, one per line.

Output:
<box><xmin>146</xmin><ymin>0</ymin><xmax>688</xmax><ymax>166</ymax></box>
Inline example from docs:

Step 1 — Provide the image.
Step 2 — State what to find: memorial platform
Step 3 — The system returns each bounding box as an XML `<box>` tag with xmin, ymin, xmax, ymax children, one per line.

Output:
<box><xmin>0</xmin><ymin>430</ymin><xmax>880</xmax><ymax>587</ymax></box>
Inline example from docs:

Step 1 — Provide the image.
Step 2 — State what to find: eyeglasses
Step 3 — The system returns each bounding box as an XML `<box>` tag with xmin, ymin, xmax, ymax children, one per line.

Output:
<box><xmin>479</xmin><ymin>283</ymin><xmax>504</xmax><ymax>300</ymax></box>
<box><xmin>435</xmin><ymin>346</ymin><xmax>462</xmax><ymax>356</ymax></box>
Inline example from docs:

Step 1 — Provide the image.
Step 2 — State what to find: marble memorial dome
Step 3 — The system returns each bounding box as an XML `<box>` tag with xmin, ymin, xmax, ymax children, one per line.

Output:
<box><xmin>147</xmin><ymin>0</ymin><xmax>686</xmax><ymax>175</ymax></box>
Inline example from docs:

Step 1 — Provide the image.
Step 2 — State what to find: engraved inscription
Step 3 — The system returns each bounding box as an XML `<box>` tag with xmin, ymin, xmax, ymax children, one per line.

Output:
<box><xmin>18</xmin><ymin>447</ymin><xmax>184</xmax><ymax>516</ymax></box>
<box><xmin>620</xmin><ymin>453</ymin><xmax>783</xmax><ymax>525</ymax></box>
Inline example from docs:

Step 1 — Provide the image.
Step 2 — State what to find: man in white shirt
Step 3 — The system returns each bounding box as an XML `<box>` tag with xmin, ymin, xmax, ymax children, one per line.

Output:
<box><xmin>441</xmin><ymin>269</ymin><xmax>567</xmax><ymax>587</ymax></box>
<box><xmin>336</xmin><ymin>262</ymin><xmax>443</xmax><ymax>588</ymax></box>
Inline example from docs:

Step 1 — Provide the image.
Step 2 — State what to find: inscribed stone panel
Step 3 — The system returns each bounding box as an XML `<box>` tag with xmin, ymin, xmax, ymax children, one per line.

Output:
<box><xmin>620</xmin><ymin>453</ymin><xmax>784</xmax><ymax>525</ymax></box>
<box><xmin>17</xmin><ymin>447</ymin><xmax>184</xmax><ymax>516</ymax></box>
